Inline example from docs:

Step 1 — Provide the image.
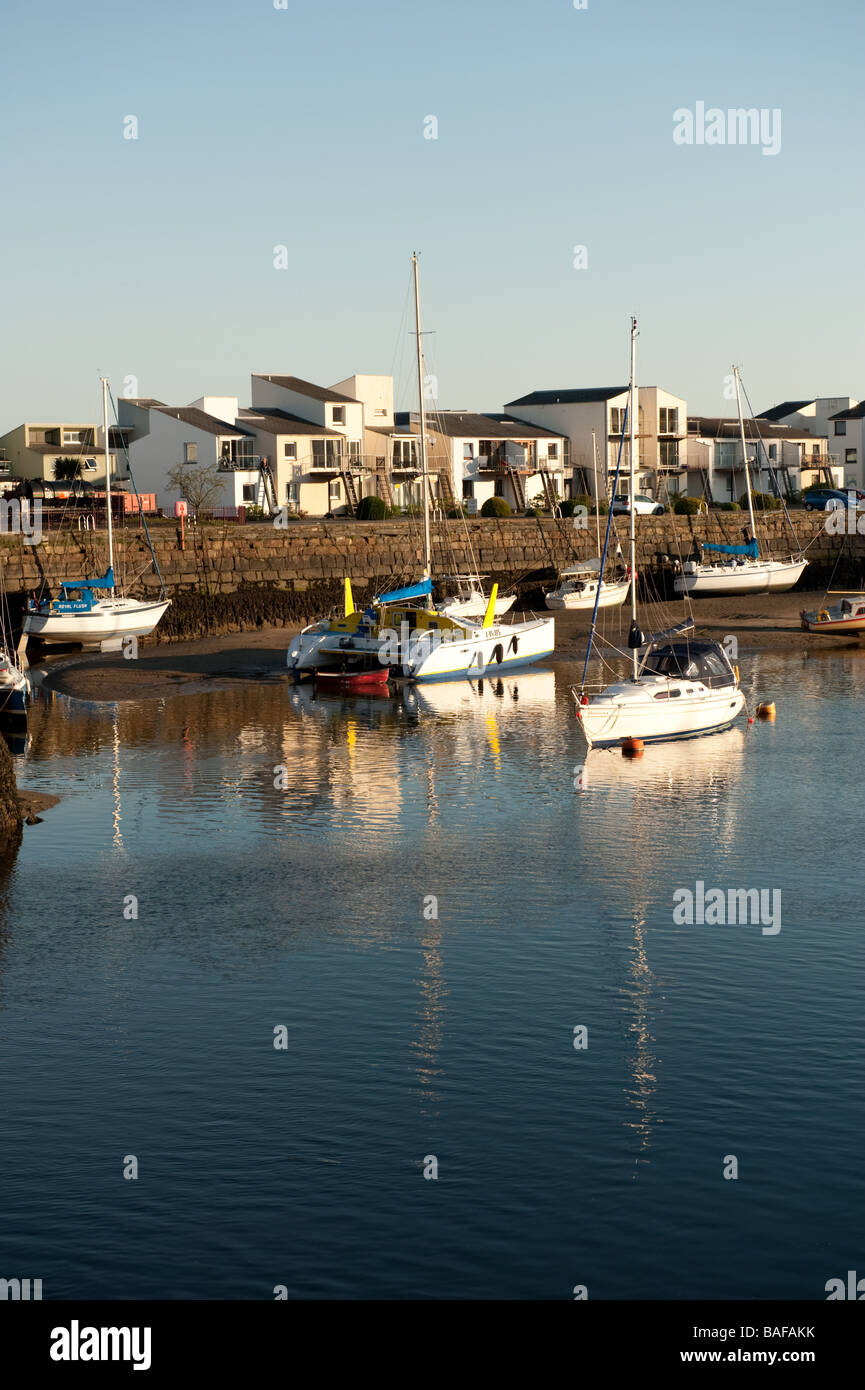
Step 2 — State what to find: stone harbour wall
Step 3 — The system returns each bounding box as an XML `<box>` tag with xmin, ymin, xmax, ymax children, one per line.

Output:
<box><xmin>1</xmin><ymin>512</ymin><xmax>862</xmax><ymax>642</ymax></box>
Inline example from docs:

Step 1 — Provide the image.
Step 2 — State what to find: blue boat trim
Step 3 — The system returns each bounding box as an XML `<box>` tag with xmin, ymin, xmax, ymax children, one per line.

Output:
<box><xmin>588</xmin><ymin>715</ymin><xmax>740</xmax><ymax>749</ymax></box>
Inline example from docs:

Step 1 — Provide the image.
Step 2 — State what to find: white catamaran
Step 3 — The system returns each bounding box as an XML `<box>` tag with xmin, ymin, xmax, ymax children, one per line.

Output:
<box><xmin>23</xmin><ymin>378</ymin><xmax>171</xmax><ymax>651</ymax></box>
<box><xmin>572</xmin><ymin>318</ymin><xmax>746</xmax><ymax>748</ymax></box>
<box><xmin>287</xmin><ymin>254</ymin><xmax>555</xmax><ymax>683</ymax></box>
<box><xmin>674</xmin><ymin>366</ymin><xmax>808</xmax><ymax>596</ymax></box>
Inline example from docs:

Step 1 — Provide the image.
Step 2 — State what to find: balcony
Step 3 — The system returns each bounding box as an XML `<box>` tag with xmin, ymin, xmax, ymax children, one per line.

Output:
<box><xmin>216</xmin><ymin>454</ymin><xmax>261</xmax><ymax>472</ymax></box>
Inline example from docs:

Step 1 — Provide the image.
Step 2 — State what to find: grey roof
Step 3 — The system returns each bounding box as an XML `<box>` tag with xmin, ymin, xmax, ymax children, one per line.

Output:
<box><xmin>155</xmin><ymin>406</ymin><xmax>251</xmax><ymax>437</ymax></box>
<box><xmin>238</xmin><ymin>408</ymin><xmax>343</xmax><ymax>438</ymax></box>
<box><xmin>757</xmin><ymin>400</ymin><xmax>814</xmax><ymax>421</ymax></box>
<box><xmin>122</xmin><ymin>397</ymin><xmax>166</xmax><ymax>408</ymax></box>
<box><xmin>689</xmin><ymin>416</ymin><xmax>821</xmax><ymax>441</ymax></box>
<box><xmin>505</xmin><ymin>387</ymin><xmax>627</xmax><ymax>407</ymax></box>
<box><xmin>394</xmin><ymin>410</ymin><xmax>562</xmax><ymax>440</ymax></box>
<box><xmin>253</xmin><ymin>374</ymin><xmax>358</xmax><ymax>404</ymax></box>
<box><xmin>829</xmin><ymin>402</ymin><xmax>865</xmax><ymax>420</ymax></box>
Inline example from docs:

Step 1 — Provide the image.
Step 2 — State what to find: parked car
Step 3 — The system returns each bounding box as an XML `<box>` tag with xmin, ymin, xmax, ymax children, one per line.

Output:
<box><xmin>611</xmin><ymin>493</ymin><xmax>665</xmax><ymax>516</ymax></box>
<box><xmin>802</xmin><ymin>487</ymin><xmax>865</xmax><ymax>512</ymax></box>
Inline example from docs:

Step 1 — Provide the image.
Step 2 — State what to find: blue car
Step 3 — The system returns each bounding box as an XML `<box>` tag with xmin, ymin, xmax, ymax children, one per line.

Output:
<box><xmin>802</xmin><ymin>487</ymin><xmax>865</xmax><ymax>512</ymax></box>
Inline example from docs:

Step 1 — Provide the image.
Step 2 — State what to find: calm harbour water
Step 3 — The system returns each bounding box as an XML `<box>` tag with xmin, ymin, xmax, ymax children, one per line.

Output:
<box><xmin>0</xmin><ymin>649</ymin><xmax>863</xmax><ymax>1300</ymax></box>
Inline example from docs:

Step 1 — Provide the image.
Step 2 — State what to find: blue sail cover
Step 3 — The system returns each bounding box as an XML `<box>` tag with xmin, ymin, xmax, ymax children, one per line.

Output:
<box><xmin>373</xmin><ymin>578</ymin><xmax>433</xmax><ymax>604</ymax></box>
<box><xmin>702</xmin><ymin>541</ymin><xmax>759</xmax><ymax>558</ymax></box>
<box><xmin>60</xmin><ymin>567</ymin><xmax>116</xmax><ymax>591</ymax></box>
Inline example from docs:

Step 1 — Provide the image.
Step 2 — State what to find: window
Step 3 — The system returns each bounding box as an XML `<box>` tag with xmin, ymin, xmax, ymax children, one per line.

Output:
<box><xmin>312</xmin><ymin>438</ymin><xmax>343</xmax><ymax>467</ymax></box>
<box><xmin>463</xmin><ymin>443</ymin><xmax>474</xmax><ymax>460</ymax></box>
<box><xmin>462</xmin><ymin>480</ymin><xmax>474</xmax><ymax>499</ymax></box>
<box><xmin>392</xmin><ymin>439</ymin><xmax>417</xmax><ymax>467</ymax></box>
<box><xmin>835</xmin><ymin>420</ymin><xmax>847</xmax><ymax>435</ymax></box>
<box><xmin>347</xmin><ymin>440</ymin><xmax>361</xmax><ymax>459</ymax></box>
<box><xmin>610</xmin><ymin>408</ymin><xmax>627</xmax><ymax>435</ymax></box>
<box><xmin>659</xmin><ymin>408</ymin><xmax>679</xmax><ymax>434</ymax></box>
<box><xmin>846</xmin><ymin>449</ymin><xmax>857</xmax><ymax>466</ymax></box>
<box><xmin>63</xmin><ymin>430</ymin><xmax>83</xmax><ymax>445</ymax></box>
<box><xmin>547</xmin><ymin>443</ymin><xmax>558</xmax><ymax>460</ymax></box>
<box><xmin>286</xmin><ymin>481</ymin><xmax>299</xmax><ymax>506</ymax></box>
<box><xmin>242</xmin><ymin>484</ymin><xmax>256</xmax><ymax>502</ymax></box>
<box><xmin>331</xmin><ymin>406</ymin><xmax>345</xmax><ymax>425</ymax></box>
<box><xmin>768</xmin><ymin>444</ymin><xmax>777</xmax><ymax>461</ymax></box>
<box><xmin>374</xmin><ymin>408</ymin><xmax>386</xmax><ymax>417</ymax></box>
<box><xmin>328</xmin><ymin>478</ymin><xmax>340</xmax><ymax>503</ymax></box>
<box><xmin>184</xmin><ymin>442</ymin><xmax>198</xmax><ymax>463</ymax></box>
<box><xmin>283</xmin><ymin>442</ymin><xmax>297</xmax><ymax>459</ymax></box>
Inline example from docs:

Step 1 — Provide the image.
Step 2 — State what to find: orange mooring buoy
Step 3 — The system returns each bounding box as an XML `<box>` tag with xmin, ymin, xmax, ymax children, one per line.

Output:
<box><xmin>756</xmin><ymin>701</ymin><xmax>776</xmax><ymax>721</ymax></box>
<box><xmin>622</xmin><ymin>737</ymin><xmax>644</xmax><ymax>758</ymax></box>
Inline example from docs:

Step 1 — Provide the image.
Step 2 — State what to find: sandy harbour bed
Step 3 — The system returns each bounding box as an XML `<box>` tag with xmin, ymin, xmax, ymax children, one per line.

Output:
<box><xmin>32</xmin><ymin>590</ymin><xmax>862</xmax><ymax>704</ymax></box>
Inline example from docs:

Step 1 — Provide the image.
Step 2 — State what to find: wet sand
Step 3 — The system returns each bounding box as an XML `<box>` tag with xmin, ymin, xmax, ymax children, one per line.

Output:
<box><xmin>35</xmin><ymin>590</ymin><xmax>861</xmax><ymax>703</ymax></box>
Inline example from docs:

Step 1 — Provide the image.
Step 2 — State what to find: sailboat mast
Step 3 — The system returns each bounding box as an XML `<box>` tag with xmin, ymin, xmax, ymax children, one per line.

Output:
<box><xmin>101</xmin><ymin>376</ymin><xmax>115</xmax><ymax>588</ymax></box>
<box><xmin>628</xmin><ymin>316</ymin><xmax>638</xmax><ymax>681</ymax></box>
<box><xmin>412</xmin><ymin>252</ymin><xmax>432</xmax><ymax>589</ymax></box>
<box><xmin>591</xmin><ymin>428</ymin><xmax>601</xmax><ymax>558</ymax></box>
<box><xmin>733</xmin><ymin>366</ymin><xmax>758</xmax><ymax>545</ymax></box>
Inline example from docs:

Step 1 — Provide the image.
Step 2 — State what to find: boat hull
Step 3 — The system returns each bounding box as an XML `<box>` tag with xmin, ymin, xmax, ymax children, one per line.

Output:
<box><xmin>576</xmin><ymin>679</ymin><xmax>745</xmax><ymax>748</ymax></box>
<box><xmin>23</xmin><ymin>599</ymin><xmax>171</xmax><ymax>648</ymax></box>
<box><xmin>674</xmin><ymin>558</ymin><xmax>807</xmax><ymax>596</ymax></box>
<box><xmin>437</xmin><ymin>595</ymin><xmax>515</xmax><ymax>620</ymax></box>
<box><xmin>545</xmin><ymin>580</ymin><xmax>630</xmax><ymax>611</ymax></box>
<box><xmin>289</xmin><ymin>617</ymin><xmax>555</xmax><ymax>683</ymax></box>
<box><xmin>801</xmin><ymin>596</ymin><xmax>865</xmax><ymax>635</ymax></box>
<box><xmin>315</xmin><ymin>667</ymin><xmax>391</xmax><ymax>691</ymax></box>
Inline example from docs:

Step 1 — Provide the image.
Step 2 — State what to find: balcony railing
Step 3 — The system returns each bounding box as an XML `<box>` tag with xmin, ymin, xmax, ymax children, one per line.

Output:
<box><xmin>217</xmin><ymin>454</ymin><xmax>262</xmax><ymax>472</ymax></box>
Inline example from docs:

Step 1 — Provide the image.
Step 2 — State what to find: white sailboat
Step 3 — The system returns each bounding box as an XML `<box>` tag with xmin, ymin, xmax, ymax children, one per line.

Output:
<box><xmin>545</xmin><ymin>559</ymin><xmax>630</xmax><ymax>611</ymax></box>
<box><xmin>0</xmin><ymin>561</ymin><xmax>29</xmax><ymax>717</ymax></box>
<box><xmin>572</xmin><ymin>318</ymin><xmax>746</xmax><ymax>749</ymax></box>
<box><xmin>288</xmin><ymin>254</ymin><xmax>555</xmax><ymax>683</ymax></box>
<box><xmin>546</xmin><ymin>432</ymin><xmax>629</xmax><ymax>610</ymax></box>
<box><xmin>436</xmin><ymin>576</ymin><xmax>516</xmax><ymax>621</ymax></box>
<box><xmin>674</xmin><ymin>367</ymin><xmax>807</xmax><ymax>596</ymax></box>
<box><xmin>23</xmin><ymin>378</ymin><xmax>171</xmax><ymax>651</ymax></box>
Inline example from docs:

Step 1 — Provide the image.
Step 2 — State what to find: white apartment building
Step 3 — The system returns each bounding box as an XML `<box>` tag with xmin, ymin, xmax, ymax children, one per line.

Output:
<box><xmin>504</xmin><ymin>385</ymin><xmax>688</xmax><ymax>500</ymax></box>
<box><xmin>758</xmin><ymin>398</ymin><xmax>859</xmax><ymax>487</ymax></box>
<box><xmin>684</xmin><ymin>417</ymin><xmax>835</xmax><ymax>503</ymax></box>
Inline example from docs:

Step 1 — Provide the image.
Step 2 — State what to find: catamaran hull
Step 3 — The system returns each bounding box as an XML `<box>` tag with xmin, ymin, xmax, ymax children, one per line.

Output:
<box><xmin>23</xmin><ymin>599</ymin><xmax>172</xmax><ymax>648</ymax></box>
<box><xmin>674</xmin><ymin>559</ymin><xmax>807</xmax><ymax>596</ymax></box>
<box><xmin>576</xmin><ymin>686</ymin><xmax>746</xmax><ymax>748</ymax></box>
<box><xmin>288</xmin><ymin>618</ymin><xmax>555</xmax><ymax>683</ymax></box>
<box><xmin>546</xmin><ymin>580</ymin><xmax>630</xmax><ymax>611</ymax></box>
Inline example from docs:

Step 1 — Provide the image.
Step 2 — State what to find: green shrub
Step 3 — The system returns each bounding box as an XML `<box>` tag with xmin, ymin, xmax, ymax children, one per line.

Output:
<box><xmin>559</xmin><ymin>498</ymin><xmax>575</xmax><ymax>517</ymax></box>
<box><xmin>525</xmin><ymin>506</ymin><xmax>545</xmax><ymax>518</ymax></box>
<box><xmin>447</xmin><ymin>505</ymin><xmax>467</xmax><ymax>519</ymax></box>
<box><xmin>740</xmin><ymin>491</ymin><xmax>781</xmax><ymax>511</ymax></box>
<box><xmin>673</xmin><ymin>496</ymin><xmax>707</xmax><ymax>515</ymax></box>
<box><xmin>716</xmin><ymin>501</ymin><xmax>741</xmax><ymax>511</ymax></box>
<box><xmin>571</xmin><ymin>492</ymin><xmax>609</xmax><ymax>515</ymax></box>
<box><xmin>481</xmin><ymin>497</ymin><xmax>512</xmax><ymax>518</ymax></box>
<box><xmin>355</xmin><ymin>495</ymin><xmax>387</xmax><ymax>520</ymax></box>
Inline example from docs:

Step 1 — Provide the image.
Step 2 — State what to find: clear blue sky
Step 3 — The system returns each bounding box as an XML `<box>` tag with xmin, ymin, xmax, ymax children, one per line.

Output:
<box><xmin>1</xmin><ymin>0</ymin><xmax>862</xmax><ymax>432</ymax></box>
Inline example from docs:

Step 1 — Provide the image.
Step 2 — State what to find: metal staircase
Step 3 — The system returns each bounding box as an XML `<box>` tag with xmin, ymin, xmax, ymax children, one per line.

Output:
<box><xmin>340</xmin><ymin>470</ymin><xmax>360</xmax><ymax>516</ymax></box>
<box><xmin>539</xmin><ymin>468</ymin><xmax>558</xmax><ymax>511</ymax></box>
<box><xmin>257</xmin><ymin>458</ymin><xmax>278</xmax><ymax>513</ymax></box>
<box><xmin>507</xmin><ymin>465</ymin><xmax>526</xmax><ymax>511</ymax></box>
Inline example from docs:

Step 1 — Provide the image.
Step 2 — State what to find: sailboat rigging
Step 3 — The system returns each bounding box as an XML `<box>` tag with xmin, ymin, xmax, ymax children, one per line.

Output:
<box><xmin>22</xmin><ymin>378</ymin><xmax>171</xmax><ymax>652</ymax></box>
<box><xmin>288</xmin><ymin>254</ymin><xmax>555</xmax><ymax>683</ymax></box>
<box><xmin>674</xmin><ymin>366</ymin><xmax>808</xmax><ymax>596</ymax></box>
<box><xmin>572</xmin><ymin>318</ymin><xmax>746</xmax><ymax>748</ymax></box>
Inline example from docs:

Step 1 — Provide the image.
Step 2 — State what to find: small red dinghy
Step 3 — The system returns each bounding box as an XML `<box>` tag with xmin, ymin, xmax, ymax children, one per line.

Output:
<box><xmin>314</xmin><ymin>665</ymin><xmax>391</xmax><ymax>692</ymax></box>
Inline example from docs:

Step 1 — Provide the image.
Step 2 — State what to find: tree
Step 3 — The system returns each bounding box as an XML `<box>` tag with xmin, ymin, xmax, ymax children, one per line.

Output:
<box><xmin>54</xmin><ymin>458</ymin><xmax>83</xmax><ymax>484</ymax></box>
<box><xmin>166</xmin><ymin>462</ymin><xmax>225</xmax><ymax>515</ymax></box>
